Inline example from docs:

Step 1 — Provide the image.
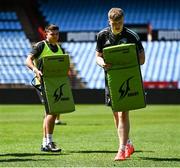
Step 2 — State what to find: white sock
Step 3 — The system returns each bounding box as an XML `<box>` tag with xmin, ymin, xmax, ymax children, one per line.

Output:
<box><xmin>46</xmin><ymin>134</ymin><xmax>53</xmax><ymax>144</ymax></box>
<box><xmin>42</xmin><ymin>137</ymin><xmax>47</xmax><ymax>147</ymax></box>
<box><xmin>120</xmin><ymin>145</ymin><xmax>126</xmax><ymax>151</ymax></box>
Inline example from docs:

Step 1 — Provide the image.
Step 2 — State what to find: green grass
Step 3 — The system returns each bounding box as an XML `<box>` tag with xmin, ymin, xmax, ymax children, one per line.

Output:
<box><xmin>0</xmin><ymin>104</ymin><xmax>180</xmax><ymax>167</ymax></box>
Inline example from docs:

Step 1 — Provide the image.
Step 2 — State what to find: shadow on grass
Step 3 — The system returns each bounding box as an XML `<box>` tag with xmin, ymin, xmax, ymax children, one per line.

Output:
<box><xmin>71</xmin><ymin>150</ymin><xmax>116</xmax><ymax>154</ymax></box>
<box><xmin>0</xmin><ymin>152</ymin><xmax>68</xmax><ymax>163</ymax></box>
<box><xmin>139</xmin><ymin>157</ymin><xmax>180</xmax><ymax>162</ymax></box>
<box><xmin>0</xmin><ymin>158</ymin><xmax>46</xmax><ymax>163</ymax></box>
<box><xmin>0</xmin><ymin>152</ymin><xmax>66</xmax><ymax>157</ymax></box>
<box><xmin>70</xmin><ymin>150</ymin><xmax>154</xmax><ymax>154</ymax></box>
<box><xmin>135</xmin><ymin>150</ymin><xmax>155</xmax><ymax>153</ymax></box>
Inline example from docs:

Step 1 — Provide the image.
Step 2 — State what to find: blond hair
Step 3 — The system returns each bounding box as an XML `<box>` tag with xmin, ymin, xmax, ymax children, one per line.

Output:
<box><xmin>108</xmin><ymin>8</ymin><xmax>124</xmax><ymax>21</ymax></box>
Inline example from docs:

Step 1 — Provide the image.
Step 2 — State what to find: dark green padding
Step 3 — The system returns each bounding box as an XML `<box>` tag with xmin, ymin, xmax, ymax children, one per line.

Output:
<box><xmin>103</xmin><ymin>44</ymin><xmax>146</xmax><ymax>111</ymax></box>
<box><xmin>42</xmin><ymin>55</ymin><xmax>75</xmax><ymax>114</ymax></box>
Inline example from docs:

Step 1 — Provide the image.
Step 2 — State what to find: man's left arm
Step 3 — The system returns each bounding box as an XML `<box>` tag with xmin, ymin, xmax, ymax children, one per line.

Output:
<box><xmin>139</xmin><ymin>50</ymin><xmax>145</xmax><ymax>65</ymax></box>
<box><xmin>136</xmin><ymin>38</ymin><xmax>145</xmax><ymax>65</ymax></box>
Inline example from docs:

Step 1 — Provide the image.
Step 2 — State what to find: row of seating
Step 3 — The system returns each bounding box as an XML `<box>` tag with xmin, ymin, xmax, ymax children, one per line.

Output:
<box><xmin>0</xmin><ymin>40</ymin><xmax>31</xmax><ymax>49</ymax></box>
<box><xmin>1</xmin><ymin>71</ymin><xmax>33</xmax><ymax>84</ymax></box>
<box><xmin>39</xmin><ymin>0</ymin><xmax>180</xmax><ymax>30</ymax></box>
<box><xmin>0</xmin><ymin>21</ymin><xmax>22</xmax><ymax>30</ymax></box>
<box><xmin>0</xmin><ymin>12</ymin><xmax>17</xmax><ymax>20</ymax></box>
<box><xmin>0</xmin><ymin>11</ymin><xmax>21</xmax><ymax>30</ymax></box>
<box><xmin>0</xmin><ymin>56</ymin><xmax>26</xmax><ymax>65</ymax></box>
<box><xmin>0</xmin><ymin>31</ymin><xmax>27</xmax><ymax>39</ymax></box>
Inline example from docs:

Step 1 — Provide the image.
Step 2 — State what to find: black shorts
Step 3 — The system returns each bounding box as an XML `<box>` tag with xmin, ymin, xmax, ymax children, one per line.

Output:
<box><xmin>34</xmin><ymin>84</ymin><xmax>50</xmax><ymax>114</ymax></box>
<box><xmin>105</xmin><ymin>85</ymin><xmax>111</xmax><ymax>106</ymax></box>
<box><xmin>35</xmin><ymin>85</ymin><xmax>44</xmax><ymax>104</ymax></box>
<box><xmin>105</xmin><ymin>74</ymin><xmax>111</xmax><ymax>106</ymax></box>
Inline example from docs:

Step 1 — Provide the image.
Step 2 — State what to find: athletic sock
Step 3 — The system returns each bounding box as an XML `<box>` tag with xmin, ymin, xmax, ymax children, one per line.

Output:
<box><xmin>119</xmin><ymin>145</ymin><xmax>126</xmax><ymax>151</ymax></box>
<box><xmin>47</xmin><ymin>134</ymin><xmax>53</xmax><ymax>144</ymax></box>
<box><xmin>42</xmin><ymin>137</ymin><xmax>47</xmax><ymax>147</ymax></box>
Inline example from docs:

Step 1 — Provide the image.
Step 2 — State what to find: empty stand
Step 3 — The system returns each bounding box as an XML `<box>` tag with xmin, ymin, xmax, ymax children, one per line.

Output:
<box><xmin>0</xmin><ymin>11</ymin><xmax>33</xmax><ymax>85</ymax></box>
<box><xmin>39</xmin><ymin>0</ymin><xmax>180</xmax><ymax>31</ymax></box>
<box><xmin>63</xmin><ymin>41</ymin><xmax>180</xmax><ymax>89</ymax></box>
<box><xmin>1</xmin><ymin>5</ymin><xmax>180</xmax><ymax>89</ymax></box>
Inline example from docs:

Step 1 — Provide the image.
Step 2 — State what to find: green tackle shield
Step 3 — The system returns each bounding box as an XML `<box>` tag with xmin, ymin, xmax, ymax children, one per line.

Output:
<box><xmin>41</xmin><ymin>55</ymin><xmax>75</xmax><ymax>114</ymax></box>
<box><xmin>103</xmin><ymin>44</ymin><xmax>146</xmax><ymax>112</ymax></box>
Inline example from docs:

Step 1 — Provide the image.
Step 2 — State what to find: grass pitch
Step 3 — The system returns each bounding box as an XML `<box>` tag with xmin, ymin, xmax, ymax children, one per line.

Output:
<box><xmin>0</xmin><ymin>104</ymin><xmax>180</xmax><ymax>167</ymax></box>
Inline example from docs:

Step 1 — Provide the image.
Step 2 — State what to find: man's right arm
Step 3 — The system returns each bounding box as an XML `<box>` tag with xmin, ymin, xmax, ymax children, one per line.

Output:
<box><xmin>96</xmin><ymin>32</ymin><xmax>112</xmax><ymax>70</ymax></box>
<box><xmin>26</xmin><ymin>54</ymin><xmax>42</xmax><ymax>81</ymax></box>
<box><xmin>96</xmin><ymin>51</ymin><xmax>104</xmax><ymax>67</ymax></box>
<box><xmin>26</xmin><ymin>42</ymin><xmax>44</xmax><ymax>81</ymax></box>
<box><xmin>96</xmin><ymin>51</ymin><xmax>112</xmax><ymax>70</ymax></box>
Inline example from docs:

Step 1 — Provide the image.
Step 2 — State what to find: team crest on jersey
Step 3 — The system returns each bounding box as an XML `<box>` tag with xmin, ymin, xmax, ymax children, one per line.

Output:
<box><xmin>118</xmin><ymin>38</ymin><xmax>127</xmax><ymax>44</ymax></box>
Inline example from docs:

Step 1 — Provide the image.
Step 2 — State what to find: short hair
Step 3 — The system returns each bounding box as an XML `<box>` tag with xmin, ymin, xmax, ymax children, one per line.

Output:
<box><xmin>108</xmin><ymin>8</ymin><xmax>124</xmax><ymax>21</ymax></box>
<box><xmin>45</xmin><ymin>24</ymin><xmax>59</xmax><ymax>32</ymax></box>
